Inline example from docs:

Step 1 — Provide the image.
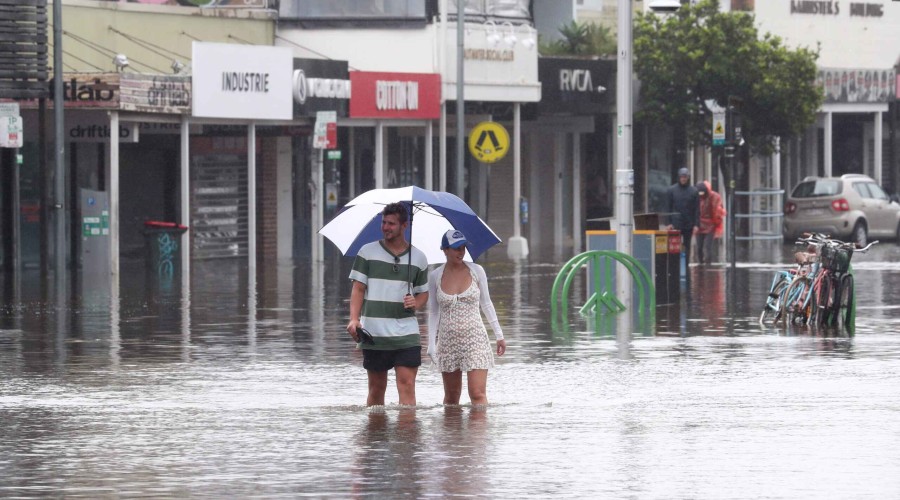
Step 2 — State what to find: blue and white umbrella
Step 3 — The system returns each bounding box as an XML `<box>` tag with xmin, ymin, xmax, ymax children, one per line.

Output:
<box><xmin>319</xmin><ymin>186</ymin><xmax>501</xmax><ymax>264</ymax></box>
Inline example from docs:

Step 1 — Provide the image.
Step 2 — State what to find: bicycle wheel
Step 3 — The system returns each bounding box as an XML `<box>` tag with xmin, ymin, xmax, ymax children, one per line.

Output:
<box><xmin>760</xmin><ymin>278</ymin><xmax>790</xmax><ymax>324</ymax></box>
<box><xmin>836</xmin><ymin>274</ymin><xmax>854</xmax><ymax>329</ymax></box>
<box><xmin>812</xmin><ymin>275</ymin><xmax>832</xmax><ymax>328</ymax></box>
<box><xmin>827</xmin><ymin>276</ymin><xmax>842</xmax><ymax>326</ymax></box>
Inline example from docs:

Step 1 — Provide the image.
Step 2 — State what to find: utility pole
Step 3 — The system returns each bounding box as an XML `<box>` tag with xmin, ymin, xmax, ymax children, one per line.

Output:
<box><xmin>455</xmin><ymin>4</ymin><xmax>465</xmax><ymax>199</ymax></box>
<box><xmin>725</xmin><ymin>96</ymin><xmax>742</xmax><ymax>272</ymax></box>
<box><xmin>52</xmin><ymin>0</ymin><xmax>67</xmax><ymax>284</ymax></box>
<box><xmin>615</xmin><ymin>0</ymin><xmax>635</xmax><ymax>334</ymax></box>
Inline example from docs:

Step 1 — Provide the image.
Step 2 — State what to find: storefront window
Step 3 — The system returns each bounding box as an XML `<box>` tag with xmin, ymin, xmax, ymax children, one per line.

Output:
<box><xmin>386</xmin><ymin>127</ymin><xmax>425</xmax><ymax>188</ymax></box>
<box><xmin>647</xmin><ymin>126</ymin><xmax>675</xmax><ymax>214</ymax></box>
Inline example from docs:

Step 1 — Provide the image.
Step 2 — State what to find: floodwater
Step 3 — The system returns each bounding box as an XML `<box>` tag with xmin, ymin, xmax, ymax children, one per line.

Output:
<box><xmin>2</xmin><ymin>242</ymin><xmax>900</xmax><ymax>498</ymax></box>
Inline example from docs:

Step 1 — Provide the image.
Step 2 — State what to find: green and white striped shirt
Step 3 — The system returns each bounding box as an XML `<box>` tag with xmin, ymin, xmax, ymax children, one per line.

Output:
<box><xmin>349</xmin><ymin>241</ymin><xmax>429</xmax><ymax>350</ymax></box>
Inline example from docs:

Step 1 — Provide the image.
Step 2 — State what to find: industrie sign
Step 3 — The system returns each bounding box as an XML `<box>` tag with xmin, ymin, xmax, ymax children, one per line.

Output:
<box><xmin>192</xmin><ymin>42</ymin><xmax>292</xmax><ymax>120</ymax></box>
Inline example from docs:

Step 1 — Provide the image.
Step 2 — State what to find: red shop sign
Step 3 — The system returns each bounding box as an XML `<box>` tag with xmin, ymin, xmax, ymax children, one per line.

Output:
<box><xmin>349</xmin><ymin>71</ymin><xmax>441</xmax><ymax>119</ymax></box>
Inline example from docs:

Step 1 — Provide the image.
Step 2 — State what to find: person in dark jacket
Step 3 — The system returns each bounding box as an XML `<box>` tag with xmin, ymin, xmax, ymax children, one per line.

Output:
<box><xmin>665</xmin><ymin>167</ymin><xmax>699</xmax><ymax>265</ymax></box>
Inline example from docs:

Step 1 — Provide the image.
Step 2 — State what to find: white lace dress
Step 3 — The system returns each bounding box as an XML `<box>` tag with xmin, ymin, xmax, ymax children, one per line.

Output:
<box><xmin>435</xmin><ymin>268</ymin><xmax>494</xmax><ymax>372</ymax></box>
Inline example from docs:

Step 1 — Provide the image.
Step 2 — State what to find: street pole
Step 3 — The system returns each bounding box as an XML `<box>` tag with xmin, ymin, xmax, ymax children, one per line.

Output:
<box><xmin>52</xmin><ymin>0</ymin><xmax>66</xmax><ymax>284</ymax></box>
<box><xmin>725</xmin><ymin>99</ymin><xmax>737</xmax><ymax>272</ymax></box>
<box><xmin>455</xmin><ymin>6</ymin><xmax>465</xmax><ymax>198</ymax></box>
<box><xmin>615</xmin><ymin>0</ymin><xmax>635</xmax><ymax>334</ymax></box>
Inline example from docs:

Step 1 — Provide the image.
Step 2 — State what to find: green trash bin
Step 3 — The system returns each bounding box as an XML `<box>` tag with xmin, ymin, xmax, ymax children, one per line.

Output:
<box><xmin>143</xmin><ymin>220</ymin><xmax>188</xmax><ymax>286</ymax></box>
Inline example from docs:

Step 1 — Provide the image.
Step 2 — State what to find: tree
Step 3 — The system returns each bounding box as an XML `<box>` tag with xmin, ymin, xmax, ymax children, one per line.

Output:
<box><xmin>634</xmin><ymin>0</ymin><xmax>821</xmax><ymax>154</ymax></box>
<box><xmin>540</xmin><ymin>21</ymin><xmax>616</xmax><ymax>58</ymax></box>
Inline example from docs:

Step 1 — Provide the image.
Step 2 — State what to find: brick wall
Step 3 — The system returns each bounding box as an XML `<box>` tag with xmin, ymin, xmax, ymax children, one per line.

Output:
<box><xmin>257</xmin><ymin>136</ymin><xmax>278</xmax><ymax>265</ymax></box>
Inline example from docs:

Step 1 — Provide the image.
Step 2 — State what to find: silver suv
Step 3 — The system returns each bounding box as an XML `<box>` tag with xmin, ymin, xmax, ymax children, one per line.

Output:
<box><xmin>783</xmin><ymin>174</ymin><xmax>900</xmax><ymax>246</ymax></box>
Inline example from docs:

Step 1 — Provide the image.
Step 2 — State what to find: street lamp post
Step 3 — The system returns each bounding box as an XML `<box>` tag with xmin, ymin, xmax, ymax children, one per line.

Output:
<box><xmin>615</xmin><ymin>0</ymin><xmax>635</xmax><ymax>335</ymax></box>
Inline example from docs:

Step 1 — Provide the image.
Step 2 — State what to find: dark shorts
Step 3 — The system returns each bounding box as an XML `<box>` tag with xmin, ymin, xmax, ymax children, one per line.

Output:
<box><xmin>362</xmin><ymin>346</ymin><xmax>422</xmax><ymax>372</ymax></box>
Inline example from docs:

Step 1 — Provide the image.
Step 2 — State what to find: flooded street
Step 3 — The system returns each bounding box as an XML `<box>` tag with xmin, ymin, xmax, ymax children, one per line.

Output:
<box><xmin>2</xmin><ymin>243</ymin><xmax>900</xmax><ymax>498</ymax></box>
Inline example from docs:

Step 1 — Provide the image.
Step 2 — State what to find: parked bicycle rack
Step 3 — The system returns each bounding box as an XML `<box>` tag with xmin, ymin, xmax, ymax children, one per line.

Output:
<box><xmin>550</xmin><ymin>250</ymin><xmax>655</xmax><ymax>331</ymax></box>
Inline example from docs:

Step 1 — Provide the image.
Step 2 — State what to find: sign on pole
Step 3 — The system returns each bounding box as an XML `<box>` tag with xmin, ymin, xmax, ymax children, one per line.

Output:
<box><xmin>313</xmin><ymin>110</ymin><xmax>337</xmax><ymax>149</ymax></box>
<box><xmin>325</xmin><ymin>183</ymin><xmax>338</xmax><ymax>210</ymax></box>
<box><xmin>468</xmin><ymin>121</ymin><xmax>510</xmax><ymax>163</ymax></box>
<box><xmin>0</xmin><ymin>115</ymin><xmax>23</xmax><ymax>148</ymax></box>
<box><xmin>712</xmin><ymin>112</ymin><xmax>726</xmax><ymax>146</ymax></box>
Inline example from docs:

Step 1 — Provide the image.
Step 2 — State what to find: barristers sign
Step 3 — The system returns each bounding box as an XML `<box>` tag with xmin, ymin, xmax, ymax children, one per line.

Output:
<box><xmin>791</xmin><ymin>0</ymin><xmax>886</xmax><ymax>17</ymax></box>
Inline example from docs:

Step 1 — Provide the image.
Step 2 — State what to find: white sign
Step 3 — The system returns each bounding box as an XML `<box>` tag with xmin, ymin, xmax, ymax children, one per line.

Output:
<box><xmin>445</xmin><ymin>22</ymin><xmax>540</xmax><ymax>102</ymax></box>
<box><xmin>192</xmin><ymin>42</ymin><xmax>293</xmax><ymax>120</ymax></box>
<box><xmin>0</xmin><ymin>115</ymin><xmax>23</xmax><ymax>148</ymax></box>
<box><xmin>313</xmin><ymin>110</ymin><xmax>337</xmax><ymax>149</ymax></box>
<box><xmin>713</xmin><ymin>112</ymin><xmax>726</xmax><ymax>146</ymax></box>
<box><xmin>0</xmin><ymin>102</ymin><xmax>20</xmax><ymax>117</ymax></box>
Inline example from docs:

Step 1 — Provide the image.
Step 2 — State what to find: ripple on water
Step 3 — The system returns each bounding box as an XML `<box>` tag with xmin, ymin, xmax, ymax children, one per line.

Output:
<box><xmin>1</xmin><ymin>260</ymin><xmax>900</xmax><ymax>497</ymax></box>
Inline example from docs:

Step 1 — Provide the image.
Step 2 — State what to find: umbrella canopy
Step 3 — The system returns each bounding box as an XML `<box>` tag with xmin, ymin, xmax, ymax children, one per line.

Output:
<box><xmin>319</xmin><ymin>186</ymin><xmax>501</xmax><ymax>264</ymax></box>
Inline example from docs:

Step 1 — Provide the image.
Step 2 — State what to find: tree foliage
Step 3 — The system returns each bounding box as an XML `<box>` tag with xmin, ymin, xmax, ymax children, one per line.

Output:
<box><xmin>540</xmin><ymin>20</ymin><xmax>616</xmax><ymax>58</ymax></box>
<box><xmin>634</xmin><ymin>0</ymin><xmax>821</xmax><ymax>154</ymax></box>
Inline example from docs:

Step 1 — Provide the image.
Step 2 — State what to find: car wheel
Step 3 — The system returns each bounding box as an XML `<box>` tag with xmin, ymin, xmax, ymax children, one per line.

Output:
<box><xmin>851</xmin><ymin>221</ymin><xmax>867</xmax><ymax>247</ymax></box>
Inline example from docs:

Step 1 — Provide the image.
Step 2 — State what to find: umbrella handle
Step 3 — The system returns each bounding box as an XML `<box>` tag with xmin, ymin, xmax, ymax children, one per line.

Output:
<box><xmin>406</xmin><ymin>199</ymin><xmax>414</xmax><ymax>312</ymax></box>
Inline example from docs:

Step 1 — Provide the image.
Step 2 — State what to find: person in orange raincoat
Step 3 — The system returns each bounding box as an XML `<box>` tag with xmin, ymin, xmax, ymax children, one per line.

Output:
<box><xmin>694</xmin><ymin>181</ymin><xmax>725</xmax><ymax>265</ymax></box>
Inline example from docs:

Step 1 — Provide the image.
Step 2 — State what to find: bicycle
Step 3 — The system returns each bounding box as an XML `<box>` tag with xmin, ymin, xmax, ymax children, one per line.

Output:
<box><xmin>816</xmin><ymin>239</ymin><xmax>877</xmax><ymax>328</ymax></box>
<box><xmin>759</xmin><ymin>234</ymin><xmax>823</xmax><ymax>325</ymax></box>
<box><xmin>781</xmin><ymin>259</ymin><xmax>818</xmax><ymax>325</ymax></box>
<box><xmin>759</xmin><ymin>268</ymin><xmax>794</xmax><ymax>324</ymax></box>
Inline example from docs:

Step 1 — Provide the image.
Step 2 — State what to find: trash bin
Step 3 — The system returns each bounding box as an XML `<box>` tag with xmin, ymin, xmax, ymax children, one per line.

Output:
<box><xmin>143</xmin><ymin>220</ymin><xmax>188</xmax><ymax>286</ymax></box>
<box><xmin>623</xmin><ymin>213</ymin><xmax>682</xmax><ymax>305</ymax></box>
<box><xmin>585</xmin><ymin>224</ymin><xmax>678</xmax><ymax>306</ymax></box>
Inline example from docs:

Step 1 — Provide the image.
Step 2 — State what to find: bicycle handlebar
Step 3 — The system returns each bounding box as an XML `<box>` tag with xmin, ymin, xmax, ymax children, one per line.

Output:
<box><xmin>854</xmin><ymin>240</ymin><xmax>878</xmax><ymax>252</ymax></box>
<box><xmin>795</xmin><ymin>235</ymin><xmax>878</xmax><ymax>253</ymax></box>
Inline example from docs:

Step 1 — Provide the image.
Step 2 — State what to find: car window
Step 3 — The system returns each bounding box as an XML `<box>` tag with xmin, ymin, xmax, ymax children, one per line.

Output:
<box><xmin>867</xmin><ymin>183</ymin><xmax>889</xmax><ymax>201</ymax></box>
<box><xmin>852</xmin><ymin>182</ymin><xmax>871</xmax><ymax>198</ymax></box>
<box><xmin>792</xmin><ymin>180</ymin><xmax>841</xmax><ymax>198</ymax></box>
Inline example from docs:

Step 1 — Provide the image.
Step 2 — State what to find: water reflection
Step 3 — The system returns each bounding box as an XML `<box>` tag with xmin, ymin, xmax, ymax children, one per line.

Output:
<box><xmin>1</xmin><ymin>244</ymin><xmax>900</xmax><ymax>497</ymax></box>
<box><xmin>430</xmin><ymin>406</ymin><xmax>491</xmax><ymax>497</ymax></box>
<box><xmin>352</xmin><ymin>408</ymin><xmax>424</xmax><ymax>497</ymax></box>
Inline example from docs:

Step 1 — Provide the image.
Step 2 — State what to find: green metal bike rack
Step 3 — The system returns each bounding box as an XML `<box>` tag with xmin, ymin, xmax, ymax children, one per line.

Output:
<box><xmin>551</xmin><ymin>250</ymin><xmax>655</xmax><ymax>330</ymax></box>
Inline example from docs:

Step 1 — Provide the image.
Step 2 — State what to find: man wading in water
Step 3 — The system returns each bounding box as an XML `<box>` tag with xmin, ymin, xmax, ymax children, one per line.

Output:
<box><xmin>346</xmin><ymin>202</ymin><xmax>429</xmax><ymax>406</ymax></box>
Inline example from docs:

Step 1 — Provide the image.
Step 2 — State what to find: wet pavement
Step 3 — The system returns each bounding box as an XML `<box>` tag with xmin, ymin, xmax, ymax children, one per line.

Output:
<box><xmin>2</xmin><ymin>242</ymin><xmax>900</xmax><ymax>498</ymax></box>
